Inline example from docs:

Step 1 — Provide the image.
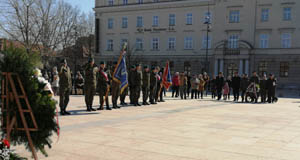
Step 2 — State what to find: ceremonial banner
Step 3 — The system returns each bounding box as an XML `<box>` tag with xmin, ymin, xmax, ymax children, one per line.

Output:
<box><xmin>112</xmin><ymin>44</ymin><xmax>128</xmax><ymax>94</ymax></box>
<box><xmin>162</xmin><ymin>61</ymin><xmax>172</xmax><ymax>89</ymax></box>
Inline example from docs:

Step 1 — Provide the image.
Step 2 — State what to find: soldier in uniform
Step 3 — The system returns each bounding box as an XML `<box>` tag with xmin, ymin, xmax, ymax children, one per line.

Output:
<box><xmin>84</xmin><ymin>57</ymin><xmax>98</xmax><ymax>112</ymax></box>
<box><xmin>111</xmin><ymin>62</ymin><xmax>121</xmax><ymax>109</ymax></box>
<box><xmin>149</xmin><ymin>66</ymin><xmax>158</xmax><ymax>104</ymax></box>
<box><xmin>97</xmin><ymin>61</ymin><xmax>111</xmax><ymax>110</ymax></box>
<box><xmin>59</xmin><ymin>59</ymin><xmax>72</xmax><ymax>115</ymax></box>
<box><xmin>142</xmin><ymin>65</ymin><xmax>150</xmax><ymax>105</ymax></box>
<box><xmin>131</xmin><ymin>64</ymin><xmax>142</xmax><ymax>106</ymax></box>
<box><xmin>120</xmin><ymin>87</ymin><xmax>128</xmax><ymax>106</ymax></box>
<box><xmin>129</xmin><ymin>65</ymin><xmax>136</xmax><ymax>105</ymax></box>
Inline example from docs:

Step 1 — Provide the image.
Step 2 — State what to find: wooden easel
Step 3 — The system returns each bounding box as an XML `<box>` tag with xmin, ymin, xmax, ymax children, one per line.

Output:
<box><xmin>1</xmin><ymin>72</ymin><xmax>38</xmax><ymax>160</ymax></box>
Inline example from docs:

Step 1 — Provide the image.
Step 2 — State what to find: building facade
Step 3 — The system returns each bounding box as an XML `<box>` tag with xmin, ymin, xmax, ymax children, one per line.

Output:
<box><xmin>94</xmin><ymin>0</ymin><xmax>300</xmax><ymax>87</ymax></box>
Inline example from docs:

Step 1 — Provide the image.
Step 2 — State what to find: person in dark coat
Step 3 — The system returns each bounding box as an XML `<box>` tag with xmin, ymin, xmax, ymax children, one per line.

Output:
<box><xmin>149</xmin><ymin>66</ymin><xmax>158</xmax><ymax>104</ymax></box>
<box><xmin>267</xmin><ymin>74</ymin><xmax>277</xmax><ymax>103</ymax></box>
<box><xmin>240</xmin><ymin>74</ymin><xmax>249</xmax><ymax>102</ymax></box>
<box><xmin>210</xmin><ymin>75</ymin><xmax>217</xmax><ymax>99</ymax></box>
<box><xmin>226</xmin><ymin>76</ymin><xmax>232</xmax><ymax>100</ymax></box>
<box><xmin>186</xmin><ymin>72</ymin><xmax>191</xmax><ymax>97</ymax></box>
<box><xmin>130</xmin><ymin>64</ymin><xmax>142</xmax><ymax>106</ymax></box>
<box><xmin>259</xmin><ymin>74</ymin><xmax>268</xmax><ymax>103</ymax></box>
<box><xmin>250</xmin><ymin>71</ymin><xmax>260</xmax><ymax>103</ymax></box>
<box><xmin>129</xmin><ymin>65</ymin><xmax>136</xmax><ymax>104</ymax></box>
<box><xmin>216</xmin><ymin>72</ymin><xmax>225</xmax><ymax>100</ymax></box>
<box><xmin>231</xmin><ymin>72</ymin><xmax>241</xmax><ymax>102</ymax></box>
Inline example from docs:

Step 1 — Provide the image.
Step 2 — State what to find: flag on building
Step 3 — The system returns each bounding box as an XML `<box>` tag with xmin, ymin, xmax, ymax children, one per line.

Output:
<box><xmin>162</xmin><ymin>61</ymin><xmax>172</xmax><ymax>89</ymax></box>
<box><xmin>112</xmin><ymin>44</ymin><xmax>128</xmax><ymax>94</ymax></box>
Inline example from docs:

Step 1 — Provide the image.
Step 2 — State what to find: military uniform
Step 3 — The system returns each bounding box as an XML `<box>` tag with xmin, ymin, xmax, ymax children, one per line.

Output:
<box><xmin>142</xmin><ymin>66</ymin><xmax>150</xmax><ymax>105</ymax></box>
<box><xmin>97</xmin><ymin>64</ymin><xmax>111</xmax><ymax>110</ymax></box>
<box><xmin>84</xmin><ymin>60</ymin><xmax>98</xmax><ymax>111</ymax></box>
<box><xmin>59</xmin><ymin>60</ymin><xmax>72</xmax><ymax>115</ymax></box>
<box><xmin>129</xmin><ymin>66</ymin><xmax>136</xmax><ymax>104</ymax></box>
<box><xmin>120</xmin><ymin>87</ymin><xmax>128</xmax><ymax>105</ymax></box>
<box><xmin>149</xmin><ymin>67</ymin><xmax>158</xmax><ymax>104</ymax></box>
<box><xmin>130</xmin><ymin>65</ymin><xmax>142</xmax><ymax>106</ymax></box>
<box><xmin>111</xmin><ymin>63</ymin><xmax>120</xmax><ymax>109</ymax></box>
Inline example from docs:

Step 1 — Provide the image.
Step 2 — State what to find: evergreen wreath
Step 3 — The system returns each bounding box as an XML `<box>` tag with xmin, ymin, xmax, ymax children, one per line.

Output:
<box><xmin>0</xmin><ymin>46</ymin><xmax>58</xmax><ymax>157</ymax></box>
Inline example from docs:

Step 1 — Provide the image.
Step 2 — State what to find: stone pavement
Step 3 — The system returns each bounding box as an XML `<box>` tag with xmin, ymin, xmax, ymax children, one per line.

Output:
<box><xmin>16</xmin><ymin>94</ymin><xmax>300</xmax><ymax>160</ymax></box>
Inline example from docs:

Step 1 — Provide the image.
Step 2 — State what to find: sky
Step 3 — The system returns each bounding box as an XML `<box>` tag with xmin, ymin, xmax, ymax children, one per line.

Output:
<box><xmin>64</xmin><ymin>0</ymin><xmax>94</xmax><ymax>14</ymax></box>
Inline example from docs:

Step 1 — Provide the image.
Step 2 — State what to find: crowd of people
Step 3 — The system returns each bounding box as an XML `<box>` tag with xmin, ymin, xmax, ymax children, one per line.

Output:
<box><xmin>44</xmin><ymin>59</ymin><xmax>277</xmax><ymax>116</ymax></box>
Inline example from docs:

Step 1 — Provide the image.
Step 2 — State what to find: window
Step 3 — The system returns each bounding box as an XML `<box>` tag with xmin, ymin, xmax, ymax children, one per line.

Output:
<box><xmin>122</xmin><ymin>17</ymin><xmax>128</xmax><ymax>28</ymax></box>
<box><xmin>168</xmin><ymin>37</ymin><xmax>176</xmax><ymax>50</ymax></box>
<box><xmin>258</xmin><ymin>61</ymin><xmax>268</xmax><ymax>76</ymax></box>
<box><xmin>120</xmin><ymin>39</ymin><xmax>127</xmax><ymax>49</ymax></box>
<box><xmin>261</xmin><ymin>8</ymin><xmax>269</xmax><ymax>22</ymax></box>
<box><xmin>283</xmin><ymin>7</ymin><xmax>291</xmax><ymax>21</ymax></box>
<box><xmin>136</xmin><ymin>38</ymin><xmax>143</xmax><ymax>50</ymax></box>
<box><xmin>137</xmin><ymin>0</ymin><xmax>143</xmax><ymax>4</ymax></box>
<box><xmin>228</xmin><ymin>35</ymin><xmax>239</xmax><ymax>49</ymax></box>
<box><xmin>281</xmin><ymin>33</ymin><xmax>291</xmax><ymax>48</ymax></box>
<box><xmin>184</xmin><ymin>37</ymin><xmax>193</xmax><ymax>49</ymax></box>
<box><xmin>137</xmin><ymin>16</ymin><xmax>143</xmax><ymax>27</ymax></box>
<box><xmin>204</xmin><ymin>12</ymin><xmax>212</xmax><ymax>23</ymax></box>
<box><xmin>280</xmin><ymin>62</ymin><xmax>289</xmax><ymax>77</ymax></box>
<box><xmin>152</xmin><ymin>16</ymin><xmax>159</xmax><ymax>27</ymax></box>
<box><xmin>123</xmin><ymin>0</ymin><xmax>128</xmax><ymax>5</ymax></box>
<box><xmin>151</xmin><ymin>38</ymin><xmax>159</xmax><ymax>50</ymax></box>
<box><xmin>169</xmin><ymin>14</ymin><xmax>176</xmax><ymax>26</ymax></box>
<box><xmin>202</xmin><ymin>36</ymin><xmax>211</xmax><ymax>49</ymax></box>
<box><xmin>186</xmin><ymin>13</ymin><xmax>193</xmax><ymax>25</ymax></box>
<box><xmin>108</xmin><ymin>0</ymin><xmax>114</xmax><ymax>6</ymax></box>
<box><xmin>259</xmin><ymin>34</ymin><xmax>269</xmax><ymax>48</ymax></box>
<box><xmin>108</xmin><ymin>18</ymin><xmax>114</xmax><ymax>29</ymax></box>
<box><xmin>229</xmin><ymin>10</ymin><xmax>240</xmax><ymax>23</ymax></box>
<box><xmin>107</xmin><ymin>40</ymin><xmax>113</xmax><ymax>51</ymax></box>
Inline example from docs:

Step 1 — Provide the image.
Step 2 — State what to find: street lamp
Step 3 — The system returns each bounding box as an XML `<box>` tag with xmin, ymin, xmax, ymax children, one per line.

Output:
<box><xmin>203</xmin><ymin>3</ymin><xmax>211</xmax><ymax>74</ymax></box>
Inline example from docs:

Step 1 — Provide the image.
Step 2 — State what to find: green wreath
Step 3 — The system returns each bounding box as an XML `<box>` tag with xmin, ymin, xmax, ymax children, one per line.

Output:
<box><xmin>0</xmin><ymin>46</ymin><xmax>58</xmax><ymax>157</ymax></box>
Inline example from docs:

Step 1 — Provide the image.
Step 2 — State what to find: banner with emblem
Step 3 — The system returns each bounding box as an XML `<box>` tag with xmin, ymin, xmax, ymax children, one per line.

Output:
<box><xmin>112</xmin><ymin>43</ymin><xmax>128</xmax><ymax>94</ymax></box>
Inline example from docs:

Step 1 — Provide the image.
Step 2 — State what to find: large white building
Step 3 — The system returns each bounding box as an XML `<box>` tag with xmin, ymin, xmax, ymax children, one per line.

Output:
<box><xmin>94</xmin><ymin>0</ymin><xmax>300</xmax><ymax>88</ymax></box>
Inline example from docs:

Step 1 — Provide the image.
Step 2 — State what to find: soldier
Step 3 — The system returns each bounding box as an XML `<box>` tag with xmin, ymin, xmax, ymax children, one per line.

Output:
<box><xmin>142</xmin><ymin>65</ymin><xmax>150</xmax><ymax>105</ymax></box>
<box><xmin>129</xmin><ymin>65</ymin><xmax>136</xmax><ymax>105</ymax></box>
<box><xmin>111</xmin><ymin>62</ymin><xmax>121</xmax><ymax>109</ymax></box>
<box><xmin>84</xmin><ymin>57</ymin><xmax>98</xmax><ymax>112</ymax></box>
<box><xmin>120</xmin><ymin>87</ymin><xmax>128</xmax><ymax>106</ymax></box>
<box><xmin>149</xmin><ymin>66</ymin><xmax>158</xmax><ymax>104</ymax></box>
<box><xmin>59</xmin><ymin>59</ymin><xmax>72</xmax><ymax>115</ymax></box>
<box><xmin>97</xmin><ymin>61</ymin><xmax>111</xmax><ymax>110</ymax></box>
<box><xmin>131</xmin><ymin>64</ymin><xmax>142</xmax><ymax>106</ymax></box>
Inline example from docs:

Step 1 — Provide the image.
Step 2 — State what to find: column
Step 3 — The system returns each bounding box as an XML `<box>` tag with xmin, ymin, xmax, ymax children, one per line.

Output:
<box><xmin>214</xmin><ymin>60</ymin><xmax>218</xmax><ymax>76</ymax></box>
<box><xmin>245</xmin><ymin>60</ymin><xmax>249</xmax><ymax>75</ymax></box>
<box><xmin>239</xmin><ymin>60</ymin><xmax>243</xmax><ymax>75</ymax></box>
<box><xmin>220</xmin><ymin>59</ymin><xmax>224</xmax><ymax>73</ymax></box>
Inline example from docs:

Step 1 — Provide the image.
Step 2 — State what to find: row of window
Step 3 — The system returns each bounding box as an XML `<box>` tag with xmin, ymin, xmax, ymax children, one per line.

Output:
<box><xmin>105</xmin><ymin>33</ymin><xmax>292</xmax><ymax>51</ymax></box>
<box><xmin>106</xmin><ymin>36</ymin><xmax>212</xmax><ymax>51</ymax></box>
<box><xmin>107</xmin><ymin>0</ymin><xmax>161</xmax><ymax>6</ymax></box>
<box><xmin>107</xmin><ymin>13</ymin><xmax>209</xmax><ymax>29</ymax></box>
<box><xmin>106</xmin><ymin>7</ymin><xmax>292</xmax><ymax>29</ymax></box>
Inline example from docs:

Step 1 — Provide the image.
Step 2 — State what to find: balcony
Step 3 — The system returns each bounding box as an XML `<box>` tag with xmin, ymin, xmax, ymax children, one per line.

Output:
<box><xmin>223</xmin><ymin>49</ymin><xmax>240</xmax><ymax>55</ymax></box>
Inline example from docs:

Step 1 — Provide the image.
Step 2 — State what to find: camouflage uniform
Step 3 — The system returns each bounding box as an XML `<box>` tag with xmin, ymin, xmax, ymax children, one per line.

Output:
<box><xmin>142</xmin><ymin>67</ymin><xmax>150</xmax><ymax>105</ymax></box>
<box><xmin>59</xmin><ymin>62</ymin><xmax>72</xmax><ymax>115</ymax></box>
<box><xmin>111</xmin><ymin>65</ymin><xmax>120</xmax><ymax>109</ymax></box>
<box><xmin>149</xmin><ymin>67</ymin><xmax>158</xmax><ymax>104</ymax></box>
<box><xmin>130</xmin><ymin>66</ymin><xmax>142</xmax><ymax>106</ymax></box>
<box><xmin>84</xmin><ymin>63</ymin><xmax>98</xmax><ymax>111</ymax></box>
<box><xmin>97</xmin><ymin>67</ymin><xmax>110</xmax><ymax>110</ymax></box>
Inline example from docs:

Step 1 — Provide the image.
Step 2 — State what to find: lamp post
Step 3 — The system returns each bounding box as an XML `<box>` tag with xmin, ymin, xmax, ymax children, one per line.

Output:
<box><xmin>204</xmin><ymin>3</ymin><xmax>211</xmax><ymax>73</ymax></box>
